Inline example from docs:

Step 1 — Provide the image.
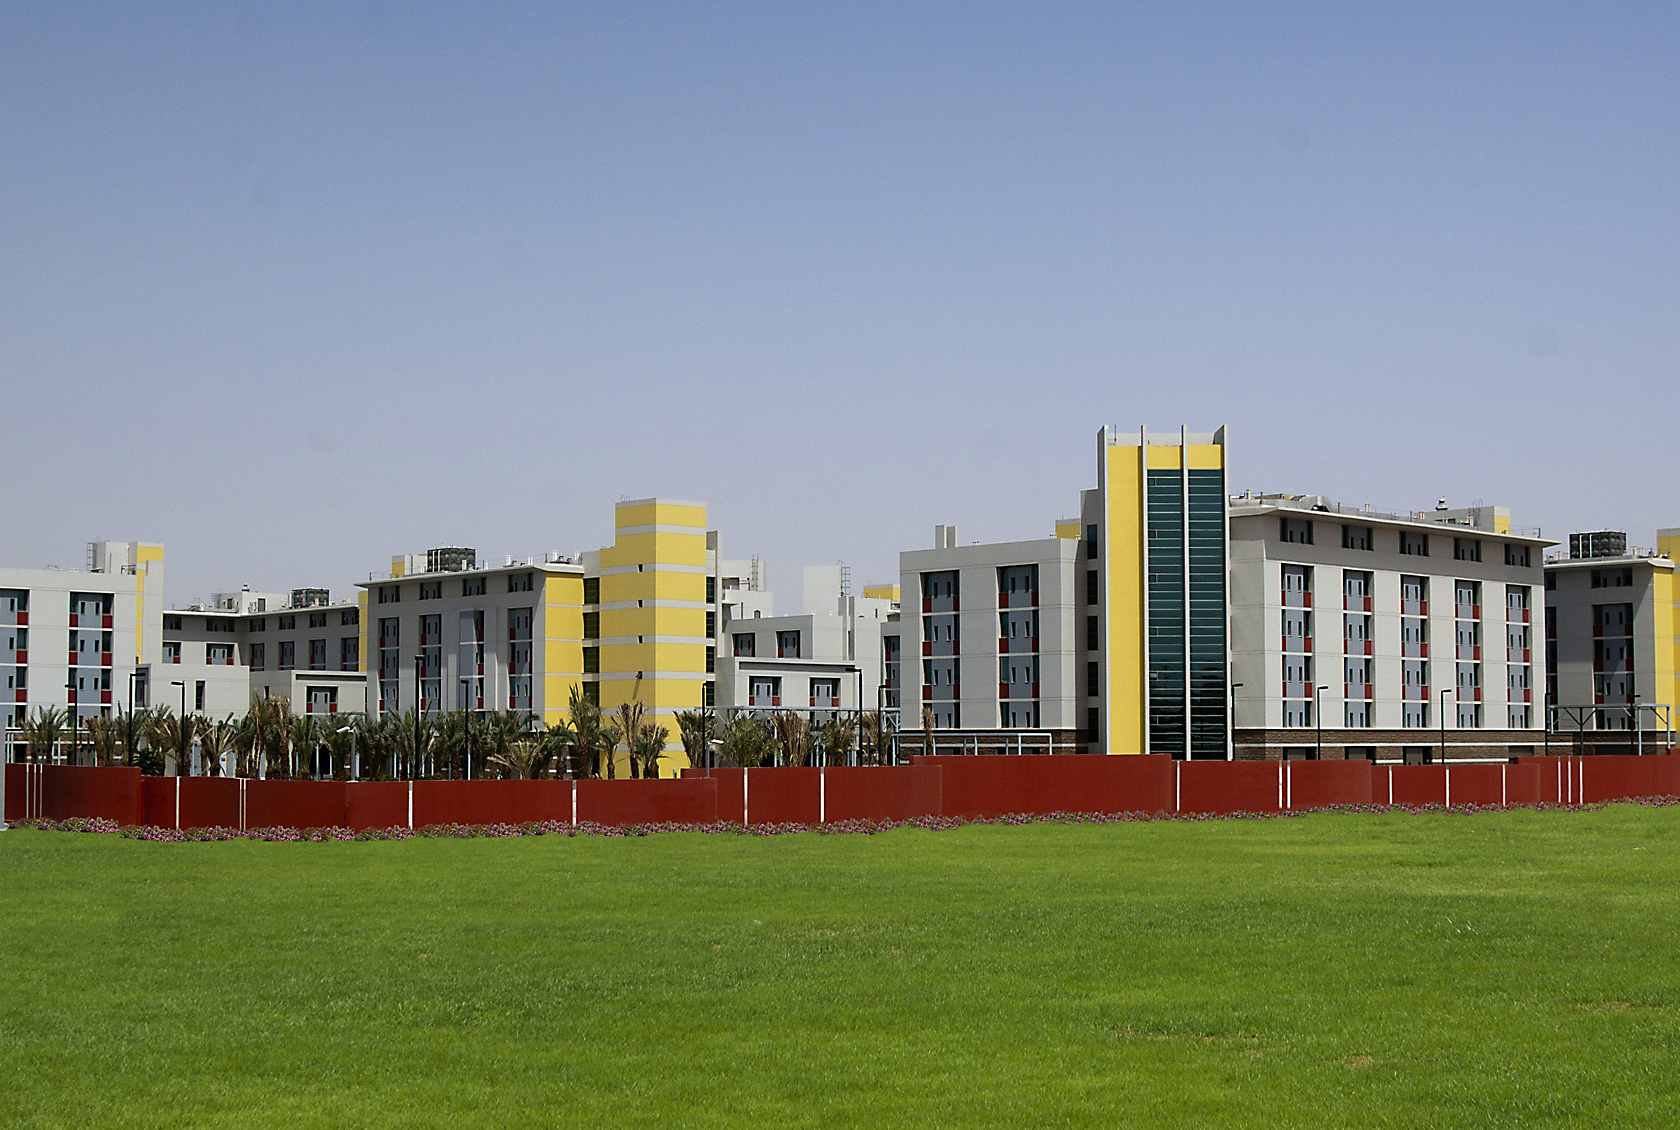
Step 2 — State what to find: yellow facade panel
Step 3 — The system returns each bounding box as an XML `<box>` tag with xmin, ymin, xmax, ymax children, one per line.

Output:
<box><xmin>1145</xmin><ymin>445</ymin><xmax>1183</xmax><ymax>470</ymax></box>
<box><xmin>1104</xmin><ymin>443</ymin><xmax>1146</xmax><ymax>755</ymax></box>
<box><xmin>597</xmin><ymin>641</ymin><xmax>708</xmax><ymax>674</ymax></box>
<box><xmin>1054</xmin><ymin>519</ymin><xmax>1081</xmax><ymax>540</ymax></box>
<box><xmin>862</xmin><ymin>584</ymin><xmax>901</xmax><ymax>601</ymax></box>
<box><xmin>1186</xmin><ymin>444</ymin><xmax>1224</xmax><ymax>470</ymax></box>
<box><xmin>601</xmin><ymin>531</ymin><xmax>708</xmax><ymax>569</ymax></box>
<box><xmin>599</xmin><ymin>570</ymin><xmax>707</xmax><ymax>603</ymax></box>
<box><xmin>614</xmin><ymin>502</ymin><xmax>708</xmax><ymax>531</ymax></box>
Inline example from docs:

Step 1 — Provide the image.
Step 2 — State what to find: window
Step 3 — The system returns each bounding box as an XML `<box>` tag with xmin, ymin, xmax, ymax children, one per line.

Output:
<box><xmin>811</xmin><ymin>678</ymin><xmax>840</xmax><ymax>705</ymax></box>
<box><xmin>1087</xmin><ymin>660</ymin><xmax>1099</xmax><ymax>696</ymax></box>
<box><xmin>248</xmin><ymin>617</ymin><xmax>266</xmax><ymax>633</ymax></box>
<box><xmin>924</xmin><ymin>615</ymin><xmax>958</xmax><ymax>643</ymax></box>
<box><xmin>706</xmin><ymin>575</ymin><xmax>716</xmax><ymax>604</ymax></box>
<box><xmin>1591</xmin><ymin>568</ymin><xmax>1634</xmax><ymax>589</ymax></box>
<box><xmin>583</xmin><ymin>577</ymin><xmax>600</xmax><ymax>604</ymax></box>
<box><xmin>921</xmin><ymin>571</ymin><xmax>958</xmax><ymax>601</ymax></box>
<box><xmin>462</xmin><ymin>576</ymin><xmax>487</xmax><ymax>597</ymax></box>
<box><xmin>309</xmin><ymin>612</ymin><xmax>328</xmax><ymax>629</ymax></box>
<box><xmin>378</xmin><ymin>586</ymin><xmax>401</xmax><ymax>604</ymax></box>
<box><xmin>1085</xmin><ymin>524</ymin><xmax>1098</xmax><ymax>560</ymax></box>
<box><xmin>278</xmin><ymin>615</ymin><xmax>296</xmax><ymax>631</ymax></box>
<box><xmin>509</xmin><ymin>572</ymin><xmax>534</xmax><ymax>593</ymax></box>
<box><xmin>1280</xmin><ymin>518</ymin><xmax>1314</xmax><ymax>544</ymax></box>
<box><xmin>341</xmin><ymin>608</ymin><xmax>359</xmax><ymax>626</ymax></box>
<box><xmin>1399</xmin><ymin>530</ymin><xmax>1429</xmax><ymax>556</ymax></box>
<box><xmin>164</xmin><ymin>615</ymin><xmax>182</xmax><ymax>631</ymax></box>
<box><xmin>583</xmin><ymin>647</ymin><xmax>600</xmax><ymax>674</ymax></box>
<box><xmin>1086</xmin><ymin>615</ymin><xmax>1099</xmax><ymax>651</ymax></box>
<box><xmin>419</xmin><ymin>581</ymin><xmax>442</xmax><ymax>600</ymax></box>
<box><xmin>1085</xmin><ymin>570</ymin><xmax>1099</xmax><ymax>605</ymax></box>
<box><xmin>163</xmin><ymin>641</ymin><xmax>180</xmax><ymax>663</ymax></box>
<box><xmin>1545</xmin><ymin>571</ymin><xmax>1556</xmax><ymax>591</ymax></box>
<box><xmin>583</xmin><ymin>611</ymin><xmax>600</xmax><ymax>639</ymax></box>
<box><xmin>706</xmin><ymin>610</ymin><xmax>716</xmax><ymax>638</ymax></box>
<box><xmin>706</xmin><ymin>645</ymin><xmax>715</xmax><ymax>674</ymax></box>
<box><xmin>250</xmin><ymin>642</ymin><xmax>265</xmax><ymax>670</ymax></box>
<box><xmin>1282</xmin><ymin>564</ymin><xmax>1311</xmax><ymax>603</ymax></box>
<box><xmin>1341</xmin><ymin>525</ymin><xmax>1373</xmax><ymax>551</ymax></box>
<box><xmin>1455</xmin><ymin>581</ymin><xmax>1480</xmax><ymax>618</ymax></box>
<box><xmin>308</xmin><ymin>639</ymin><xmax>327</xmax><ymax>670</ymax></box>
<box><xmin>998</xmin><ymin>564</ymin><xmax>1038</xmax><ymax>596</ymax></box>
<box><xmin>279</xmin><ymin>641</ymin><xmax>296</xmax><ymax>670</ymax></box>
<box><xmin>195</xmin><ymin>681</ymin><xmax>206</xmax><ymax>711</ymax></box>
<box><xmin>340</xmin><ymin>637</ymin><xmax>359</xmax><ymax>671</ymax></box>
<box><xmin>1504</xmin><ymin>544</ymin><xmax>1530</xmax><ymax>568</ymax></box>
<box><xmin>1453</xmin><ymin>538</ymin><xmax>1481</xmax><ymax>562</ymax></box>
<box><xmin>749</xmin><ymin>676</ymin><xmax>781</xmax><ymax>705</ymax></box>
<box><xmin>733</xmin><ymin>632</ymin><xmax>757</xmax><ymax>658</ymax></box>
<box><xmin>777</xmin><ymin>631</ymin><xmax>801</xmax><ymax>659</ymax></box>
<box><xmin>207</xmin><ymin>643</ymin><xmax>234</xmax><ymax>666</ymax></box>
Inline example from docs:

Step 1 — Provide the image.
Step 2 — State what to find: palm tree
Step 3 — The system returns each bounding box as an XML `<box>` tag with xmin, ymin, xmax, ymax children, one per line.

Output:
<box><xmin>25</xmin><ymin>706</ymin><xmax>67</xmax><ymax>765</ymax></box>
<box><xmin>819</xmin><ymin>714</ymin><xmax>857</xmax><ymax>768</ymax></box>
<box><xmin>772</xmin><ymin>711</ymin><xmax>811</xmax><ymax>768</ymax></box>
<box><xmin>142</xmin><ymin>709</ymin><xmax>180</xmax><ymax>775</ymax></box>
<box><xmin>482</xmin><ymin>710</ymin><xmax>534</xmax><ymax>779</ymax></box>
<box><xmin>536</xmin><ymin>718</ymin><xmax>576</xmax><ymax>780</ymax></box>
<box><xmin>858</xmin><ymin>710</ymin><xmax>883</xmax><ymax>766</ymax></box>
<box><xmin>197</xmin><ymin>716</ymin><xmax>236</xmax><ymax>777</ymax></box>
<box><xmin>84</xmin><ymin>713</ymin><xmax>121</xmax><ymax>767</ymax></box>
<box><xmin>921</xmin><ymin>705</ymin><xmax>937</xmax><ymax>756</ymax></box>
<box><xmin>717</xmin><ymin>713</ymin><xmax>770</xmax><ymax>768</ymax></box>
<box><xmin>675</xmin><ymin>708</ymin><xmax>714</xmax><ymax>772</ymax></box>
<box><xmin>566</xmin><ymin>684</ymin><xmax>609</xmax><ymax>779</ymax></box>
<box><xmin>632</xmin><ymin>722</ymin><xmax>670</xmax><ymax>780</ymax></box>
<box><xmin>613</xmin><ymin>699</ymin><xmax>645</xmax><ymax>781</ymax></box>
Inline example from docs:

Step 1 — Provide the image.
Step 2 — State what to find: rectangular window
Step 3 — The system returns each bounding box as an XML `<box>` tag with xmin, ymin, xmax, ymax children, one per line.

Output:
<box><xmin>308</xmin><ymin>612</ymin><xmax>328</xmax><ymax>629</ymax></box>
<box><xmin>1504</xmin><ymin>544</ymin><xmax>1531</xmax><ymax>568</ymax></box>
<box><xmin>341</xmin><ymin>608</ymin><xmax>358</xmax><ymax>626</ymax></box>
<box><xmin>583</xmin><ymin>577</ymin><xmax>600</xmax><ymax>604</ymax></box>
<box><xmin>706</xmin><ymin>575</ymin><xmax>716</xmax><ymax>604</ymax></box>
<box><xmin>162</xmin><ymin>640</ymin><xmax>181</xmax><ymax>663</ymax></box>
<box><xmin>1086</xmin><ymin>615</ymin><xmax>1099</xmax><ymax>651</ymax></box>
<box><xmin>308</xmin><ymin>639</ymin><xmax>326</xmax><ymax>670</ymax></box>
<box><xmin>706</xmin><ymin>610</ymin><xmax>716</xmax><ymax>638</ymax></box>
<box><xmin>249</xmin><ymin>642</ymin><xmax>265</xmax><ymax>671</ymax></box>
<box><xmin>419</xmin><ymin>581</ymin><xmax>442</xmax><ymax>600</ymax></box>
<box><xmin>1591</xmin><ymin>568</ymin><xmax>1634</xmax><ymax>589</ymax></box>
<box><xmin>340</xmin><ymin>637</ymin><xmax>359</xmax><ymax>671</ymax></box>
<box><xmin>164</xmin><ymin>615</ymin><xmax>183</xmax><ymax>631</ymax></box>
<box><xmin>583</xmin><ymin>647</ymin><xmax>600</xmax><ymax>674</ymax></box>
<box><xmin>921</xmin><ymin>571</ymin><xmax>959</xmax><ymax>601</ymax></box>
<box><xmin>248</xmin><ymin>617</ymin><xmax>266</xmax><ymax>633</ymax></box>
<box><xmin>1087</xmin><ymin>660</ymin><xmax>1099</xmax><ymax>696</ymax></box>
<box><xmin>279</xmin><ymin>641</ymin><xmax>296</xmax><ymax>670</ymax></box>
<box><xmin>1399</xmin><ymin>530</ymin><xmax>1429</xmax><ymax>556</ymax></box>
<box><xmin>777</xmin><ymin>630</ymin><xmax>801</xmax><ymax>659</ymax></box>
<box><xmin>583</xmin><ymin>611</ymin><xmax>600</xmax><ymax>638</ymax></box>
<box><xmin>1280</xmin><ymin>518</ymin><xmax>1314</xmax><ymax>544</ymax></box>
<box><xmin>706</xmin><ymin>645</ymin><xmax>715</xmax><ymax>674</ymax></box>
<box><xmin>378</xmin><ymin>586</ymin><xmax>400</xmax><ymax>604</ymax></box>
<box><xmin>1341</xmin><ymin>525</ymin><xmax>1373</xmax><ymax>551</ymax></box>
<box><xmin>195</xmin><ymin>681</ymin><xmax>206</xmax><ymax>711</ymax></box>
<box><xmin>509</xmin><ymin>572</ymin><xmax>534</xmax><ymax>593</ymax></box>
<box><xmin>1085</xmin><ymin>570</ymin><xmax>1099</xmax><ymax>605</ymax></box>
<box><xmin>1281</xmin><ymin>564</ymin><xmax>1311</xmax><ymax>603</ymax></box>
<box><xmin>1085</xmin><ymin>524</ymin><xmax>1098</xmax><ymax>560</ymax></box>
<box><xmin>733</xmin><ymin>632</ymin><xmax>755</xmax><ymax>658</ymax></box>
<box><xmin>1453</xmin><ymin>538</ymin><xmax>1482</xmax><ymax>562</ymax></box>
<box><xmin>278</xmin><ymin>615</ymin><xmax>296</xmax><ymax>631</ymax></box>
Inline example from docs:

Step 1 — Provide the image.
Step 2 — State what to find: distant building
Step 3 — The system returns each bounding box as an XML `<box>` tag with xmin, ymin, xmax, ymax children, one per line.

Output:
<box><xmin>1544</xmin><ymin>529</ymin><xmax>1678</xmax><ymax>752</ymax></box>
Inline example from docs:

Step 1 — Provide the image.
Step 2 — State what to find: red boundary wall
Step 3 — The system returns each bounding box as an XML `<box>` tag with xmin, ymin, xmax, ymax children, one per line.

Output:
<box><xmin>11</xmin><ymin>754</ymin><xmax>1680</xmax><ymax>830</ymax></box>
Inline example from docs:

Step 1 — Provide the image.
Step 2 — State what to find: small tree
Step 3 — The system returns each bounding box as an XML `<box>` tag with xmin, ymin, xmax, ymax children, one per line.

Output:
<box><xmin>772</xmin><ymin>711</ymin><xmax>811</xmax><ymax>767</ymax></box>
<box><xmin>858</xmin><ymin>710</ymin><xmax>883</xmax><ymax>766</ymax></box>
<box><xmin>85</xmin><ymin>713</ymin><xmax>122</xmax><ymax>767</ymax></box>
<box><xmin>566</xmin><ymin>685</ymin><xmax>607</xmax><ymax>779</ymax></box>
<box><xmin>675</xmin><ymin>708</ymin><xmax>714</xmax><ymax>772</ymax></box>
<box><xmin>614</xmin><ymin>700</ymin><xmax>645</xmax><ymax>781</ymax></box>
<box><xmin>25</xmin><ymin>707</ymin><xmax>68</xmax><ymax>765</ymax></box>
<box><xmin>633</xmin><ymin>723</ymin><xmax>670</xmax><ymax>780</ymax></box>
<box><xmin>717</xmin><ymin>713</ymin><xmax>771</xmax><ymax>768</ymax></box>
<box><xmin>819</xmin><ymin>714</ymin><xmax>857</xmax><ymax>767</ymax></box>
<box><xmin>197</xmin><ymin>716</ymin><xmax>236</xmax><ymax>776</ymax></box>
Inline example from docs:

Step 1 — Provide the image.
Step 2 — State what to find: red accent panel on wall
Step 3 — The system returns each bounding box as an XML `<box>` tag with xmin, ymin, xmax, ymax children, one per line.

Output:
<box><xmin>1447</xmin><ymin>764</ymin><xmax>1504</xmax><ymax>806</ymax></box>
<box><xmin>3</xmin><ymin>763</ymin><xmax>25</xmax><ymax>821</ymax></box>
<box><xmin>414</xmin><ymin>780</ymin><xmax>571</xmax><ymax>826</ymax></box>
<box><xmin>1285</xmin><ymin>759</ymin><xmax>1372</xmax><ymax>808</ymax></box>
<box><xmin>176</xmin><ymin>776</ymin><xmax>239</xmax><ymax>828</ymax></box>
<box><xmin>1501</xmin><ymin>762</ymin><xmax>1545</xmax><ymax>805</ymax></box>
<box><xmin>577</xmin><ymin>778</ymin><xmax>718</xmax><ymax>825</ymax></box>
<box><xmin>140</xmin><ymin>776</ymin><xmax>176</xmax><ymax>827</ymax></box>
<box><xmin>1577</xmin><ymin>755</ymin><xmax>1667</xmax><ymax>803</ymax></box>
<box><xmin>708</xmin><ymin>768</ymin><xmax>746</xmax><ymax>824</ymax></box>
<box><xmin>1388</xmin><ymin>765</ymin><xmax>1446</xmax><ymax>806</ymax></box>
<box><xmin>245</xmin><ymin>780</ymin><xmax>348</xmax><ymax>828</ymax></box>
<box><xmin>1178</xmin><ymin>760</ymin><xmax>1283</xmax><ymax>814</ymax></box>
<box><xmin>914</xmin><ymin>754</ymin><xmax>1174</xmax><ymax>817</ymax></box>
<box><xmin>346</xmin><ymin>782</ymin><xmax>409</xmax><ymax>830</ymax></box>
<box><xmin>37</xmin><ymin>765</ymin><xmax>142</xmax><ymax>824</ymax></box>
<box><xmin>821</xmin><ymin>765</ymin><xmax>943</xmax><ymax>822</ymax></box>
<box><xmin>741</xmin><ymin>766</ymin><xmax>821</xmax><ymax>824</ymax></box>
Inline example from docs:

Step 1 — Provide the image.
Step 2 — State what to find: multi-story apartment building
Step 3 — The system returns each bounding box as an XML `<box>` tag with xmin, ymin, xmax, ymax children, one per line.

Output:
<box><xmin>1544</xmin><ymin>529</ymin><xmax>1678</xmax><ymax>752</ymax></box>
<box><xmin>1083</xmin><ymin>426</ymin><xmax>1232</xmax><ymax>758</ymax></box>
<box><xmin>895</xmin><ymin>523</ymin><xmax>1084</xmax><ymax>749</ymax></box>
<box><xmin>714</xmin><ymin>565</ymin><xmax>896</xmax><ymax>716</ymax></box>
<box><xmin>0</xmin><ymin>540</ymin><xmax>161</xmax><ymax>734</ymax></box>
<box><xmin>1230</xmin><ymin>495</ymin><xmax>1551</xmax><ymax>760</ymax></box>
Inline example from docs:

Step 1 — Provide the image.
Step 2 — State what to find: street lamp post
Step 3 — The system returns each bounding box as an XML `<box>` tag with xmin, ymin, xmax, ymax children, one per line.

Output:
<box><xmin>1314</xmin><ymin>685</ymin><xmax>1329</xmax><ymax>760</ymax></box>
<box><xmin>339</xmin><ymin>724</ymin><xmax>357</xmax><ymax>780</ymax></box>
<box><xmin>170</xmin><ymin>679</ymin><xmax>186</xmax><ymax>775</ymax></box>
<box><xmin>1634</xmin><ymin>694</ymin><xmax>1643</xmax><ymax>757</ymax></box>
<box><xmin>413</xmin><ymin>654</ymin><xmax>425</xmax><ymax>780</ymax></box>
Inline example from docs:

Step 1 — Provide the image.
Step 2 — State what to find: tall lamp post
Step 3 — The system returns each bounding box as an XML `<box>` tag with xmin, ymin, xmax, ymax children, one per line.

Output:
<box><xmin>1314</xmin><ymin>685</ymin><xmax>1329</xmax><ymax>760</ymax></box>
<box><xmin>126</xmin><ymin>670</ymin><xmax>141</xmax><ymax>768</ymax></box>
<box><xmin>171</xmin><ymin>680</ymin><xmax>186</xmax><ymax>775</ymax></box>
<box><xmin>338</xmin><ymin>723</ymin><xmax>357</xmax><ymax>780</ymax></box>
<box><xmin>413</xmin><ymin>654</ymin><xmax>425</xmax><ymax>780</ymax></box>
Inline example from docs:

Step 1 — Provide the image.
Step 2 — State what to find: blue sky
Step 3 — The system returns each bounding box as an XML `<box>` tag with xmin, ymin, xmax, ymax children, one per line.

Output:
<box><xmin>3</xmin><ymin>3</ymin><xmax>1676</xmax><ymax>606</ymax></box>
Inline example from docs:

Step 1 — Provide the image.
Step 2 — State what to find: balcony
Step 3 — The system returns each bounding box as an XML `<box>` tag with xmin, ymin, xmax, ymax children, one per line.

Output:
<box><xmin>998</xmin><ymin>682</ymin><xmax>1040</xmax><ymax>699</ymax></box>
<box><xmin>1282</xmin><ymin>637</ymin><xmax>1314</xmax><ymax>653</ymax></box>
<box><xmin>997</xmin><ymin>591</ymin><xmax>1038</xmax><ymax>610</ymax></box>
<box><xmin>1455</xmin><ymin>604</ymin><xmax>1480</xmax><ymax>621</ymax></box>
<box><xmin>1283</xmin><ymin>591</ymin><xmax>1312</xmax><ymax>609</ymax></box>
<box><xmin>1508</xmin><ymin>608</ymin><xmax>1531</xmax><ymax>624</ymax></box>
<box><xmin>1344</xmin><ymin>639</ymin><xmax>1373</xmax><ymax>656</ymax></box>
<box><xmin>998</xmin><ymin>636</ymin><xmax>1037</xmax><ymax>655</ymax></box>
<box><xmin>1401</xmin><ymin>599</ymin><xmax>1428</xmax><ymax>616</ymax></box>
<box><xmin>1507</xmin><ymin>648</ymin><xmax>1531</xmax><ymax>664</ymax></box>
<box><xmin>810</xmin><ymin>696</ymin><xmax>839</xmax><ymax>709</ymax></box>
<box><xmin>1343</xmin><ymin>596</ymin><xmax>1372</xmax><ymax>612</ymax></box>
<box><xmin>1344</xmin><ymin>684</ymin><xmax>1374</xmax><ymax>700</ymax></box>
<box><xmin>749</xmin><ymin>695</ymin><xmax>781</xmax><ymax>709</ymax></box>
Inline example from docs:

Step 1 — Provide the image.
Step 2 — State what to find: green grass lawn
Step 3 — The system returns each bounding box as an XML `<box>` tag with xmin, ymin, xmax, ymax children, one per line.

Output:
<box><xmin>3</xmin><ymin>806</ymin><xmax>1679</xmax><ymax>1128</ymax></box>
